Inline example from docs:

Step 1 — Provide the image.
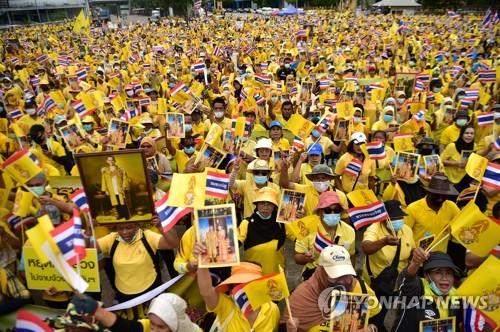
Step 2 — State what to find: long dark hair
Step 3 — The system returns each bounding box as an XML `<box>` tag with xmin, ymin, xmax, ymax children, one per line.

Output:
<box><xmin>454</xmin><ymin>125</ymin><xmax>474</xmax><ymax>153</ymax></box>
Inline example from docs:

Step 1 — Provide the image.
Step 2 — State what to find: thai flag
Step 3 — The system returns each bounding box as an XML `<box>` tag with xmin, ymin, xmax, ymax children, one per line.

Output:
<box><xmin>414</xmin><ymin>80</ymin><xmax>426</xmax><ymax>92</ymax></box>
<box><xmin>482</xmin><ymin>9</ymin><xmax>492</xmax><ymax>26</ymax></box>
<box><xmin>152</xmin><ymin>45</ymin><xmax>164</xmax><ymax>52</ymax></box>
<box><xmin>319</xmin><ymin>79</ymin><xmax>330</xmax><ymax>90</ymax></box>
<box><xmin>76</xmin><ymin>68</ymin><xmax>87</xmax><ymax>81</ymax></box>
<box><xmin>415</xmin><ymin>73</ymin><xmax>430</xmax><ymax>84</ymax></box>
<box><xmin>30</xmin><ymin>77</ymin><xmax>40</xmax><ymax>87</ymax></box>
<box><xmin>464</xmin><ymin>89</ymin><xmax>479</xmax><ymax>100</ymax></box>
<box><xmin>6</xmin><ymin>213</ymin><xmax>22</xmax><ymax>231</ymax></box>
<box><xmin>10</xmin><ymin>57</ymin><xmax>20</xmax><ymax>65</ymax></box>
<box><xmin>316</xmin><ymin>114</ymin><xmax>334</xmax><ymax>134</ymax></box>
<box><xmin>457</xmin><ymin>186</ymin><xmax>478</xmax><ymax>203</ymax></box>
<box><xmin>138</xmin><ymin>98</ymin><xmax>151</xmax><ymax>107</ymax></box>
<box><xmin>244</xmin><ymin>118</ymin><xmax>252</xmax><ymax>137</ymax></box>
<box><xmin>143</xmin><ymin>63</ymin><xmax>151</xmax><ymax>70</ymax></box>
<box><xmin>155</xmin><ymin>194</ymin><xmax>192</xmax><ymax>233</ymax></box>
<box><xmin>170</xmin><ymin>83</ymin><xmax>189</xmax><ymax>95</ymax></box>
<box><xmin>58</xmin><ymin>56</ymin><xmax>70</xmax><ymax>66</ymax></box>
<box><xmin>274</xmin><ymin>81</ymin><xmax>283</xmax><ymax>92</ymax></box>
<box><xmin>36</xmin><ymin>54</ymin><xmax>49</xmax><ymax>64</ymax></box>
<box><xmin>70</xmin><ymin>188</ymin><xmax>90</xmax><ymax>212</ymax></box>
<box><xmin>290</xmin><ymin>86</ymin><xmax>298</xmax><ymax>96</ymax></box>
<box><xmin>260</xmin><ymin>62</ymin><xmax>268</xmax><ymax>71</ymax></box>
<box><xmin>464</xmin><ymin>303</ymin><xmax>486</xmax><ymax>332</ymax></box>
<box><xmin>426</xmin><ymin>92</ymin><xmax>435</xmax><ymax>103</ymax></box>
<box><xmin>8</xmin><ymin>108</ymin><xmax>23</xmax><ymax>120</ymax></box>
<box><xmin>313</xmin><ymin>231</ymin><xmax>334</xmax><ymax>252</ymax></box>
<box><xmin>15</xmin><ymin>310</ymin><xmax>52</xmax><ymax>332</ymax></box>
<box><xmin>324</xmin><ymin>99</ymin><xmax>336</xmax><ymax>108</ymax></box>
<box><xmin>292</xmin><ymin>137</ymin><xmax>305</xmax><ymax>152</ymax></box>
<box><xmin>344</xmin><ymin>76</ymin><xmax>358</xmax><ymax>85</ymax></box>
<box><xmin>133</xmin><ymin>84</ymin><xmax>143</xmax><ymax>93</ymax></box>
<box><xmin>43</xmin><ymin>96</ymin><xmax>57</xmax><ymax>112</ymax></box>
<box><xmin>231</xmin><ymin>283</ymin><xmax>252</xmax><ymax>317</ymax></box>
<box><xmin>477</xmin><ymin>112</ymin><xmax>494</xmax><ymax>126</ymax></box>
<box><xmin>244</xmin><ymin>46</ymin><xmax>255</xmax><ymax>55</ymax></box>
<box><xmin>240</xmin><ymin>89</ymin><xmax>248</xmax><ymax>101</ymax></box>
<box><xmin>254</xmin><ymin>94</ymin><xmax>265</xmax><ymax>106</ymax></box>
<box><xmin>128</xmin><ymin>55</ymin><xmax>137</xmax><ymax>64</ymax></box>
<box><xmin>71</xmin><ymin>100</ymin><xmax>89</xmax><ymax>117</ymax></box>
<box><xmin>367</xmin><ymin>83</ymin><xmax>383</xmax><ymax>91</ymax></box>
<box><xmin>344</xmin><ymin>158</ymin><xmax>363</xmax><ymax>177</ymax></box>
<box><xmin>366</xmin><ymin>141</ymin><xmax>386</xmax><ymax>160</ymax></box>
<box><xmin>255</xmin><ymin>74</ymin><xmax>271</xmax><ymax>86</ymax></box>
<box><xmin>72</xmin><ymin>209</ymin><xmax>86</xmax><ymax>256</ymax></box>
<box><xmin>460</xmin><ymin>98</ymin><xmax>474</xmax><ymax>109</ymax></box>
<box><xmin>347</xmin><ymin>201</ymin><xmax>388</xmax><ymax>230</ymax></box>
<box><xmin>478</xmin><ymin>70</ymin><xmax>496</xmax><ymax>83</ymax></box>
<box><xmin>50</xmin><ymin>216</ymin><xmax>85</xmax><ymax>266</ymax></box>
<box><xmin>448</xmin><ymin>10</ymin><xmax>460</xmax><ymax>19</ymax></box>
<box><xmin>192</xmin><ymin>62</ymin><xmax>206</xmax><ymax>74</ymax></box>
<box><xmin>213</xmin><ymin>46</ymin><xmax>223</xmax><ymax>57</ymax></box>
<box><xmin>121</xmin><ymin>109</ymin><xmax>138</xmax><ymax>121</ymax></box>
<box><xmin>482</xmin><ymin>162</ymin><xmax>500</xmax><ymax>190</ymax></box>
<box><xmin>494</xmin><ymin>136</ymin><xmax>500</xmax><ymax>151</ymax></box>
<box><xmin>206</xmin><ymin>171</ymin><xmax>230</xmax><ymax>198</ymax></box>
<box><xmin>296</xmin><ymin>29</ymin><xmax>307</xmax><ymax>38</ymax></box>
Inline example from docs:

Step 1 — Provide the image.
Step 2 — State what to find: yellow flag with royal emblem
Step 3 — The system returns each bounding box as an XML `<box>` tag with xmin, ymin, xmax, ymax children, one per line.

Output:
<box><xmin>285</xmin><ymin>215</ymin><xmax>319</xmax><ymax>241</ymax></box>
<box><xmin>243</xmin><ymin>266</ymin><xmax>290</xmax><ymax>309</ymax></box>
<box><xmin>465</xmin><ymin>153</ymin><xmax>488</xmax><ymax>182</ymax></box>
<box><xmin>166</xmin><ymin>172</ymin><xmax>206</xmax><ymax>208</ymax></box>
<box><xmin>347</xmin><ymin>189</ymin><xmax>378</xmax><ymax>207</ymax></box>
<box><xmin>450</xmin><ymin>201</ymin><xmax>500</xmax><ymax>256</ymax></box>
<box><xmin>1</xmin><ymin>149</ymin><xmax>42</xmax><ymax>184</ymax></box>
<box><xmin>287</xmin><ymin>114</ymin><xmax>315</xmax><ymax>140</ymax></box>
<box><xmin>393</xmin><ymin>133</ymin><xmax>414</xmax><ymax>152</ymax></box>
<box><xmin>72</xmin><ymin>10</ymin><xmax>90</xmax><ymax>33</ymax></box>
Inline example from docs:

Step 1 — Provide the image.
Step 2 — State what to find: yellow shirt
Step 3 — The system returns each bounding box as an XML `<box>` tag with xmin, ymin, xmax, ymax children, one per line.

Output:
<box><xmin>204</xmin><ymin>117</ymin><xmax>232</xmax><ymax>132</ymax></box>
<box><xmin>174</xmin><ymin>149</ymin><xmax>197</xmax><ymax>173</ymax></box>
<box><xmin>440</xmin><ymin>143</ymin><xmax>467</xmax><ymax>184</ymax></box>
<box><xmin>208</xmin><ymin>293</ymin><xmax>280</xmax><ymax>332</ymax></box>
<box><xmin>174</xmin><ymin>226</ymin><xmax>196</xmax><ymax>274</ymax></box>
<box><xmin>15</xmin><ymin>114</ymin><xmax>45</xmax><ymax>136</ymax></box>
<box><xmin>97</xmin><ymin>229</ymin><xmax>162</xmax><ymax>294</ymax></box>
<box><xmin>362</xmin><ymin>222</ymin><xmax>415</xmax><ymax>283</ymax></box>
<box><xmin>404</xmin><ymin>198</ymin><xmax>459</xmax><ymax>253</ymax></box>
<box><xmin>295</xmin><ymin>217</ymin><xmax>355</xmax><ymax>270</ymax></box>
<box><xmin>234</xmin><ymin>179</ymin><xmax>280</xmax><ymax>219</ymax></box>
<box><xmin>292</xmin><ymin>184</ymin><xmax>348</xmax><ymax>216</ymax></box>
<box><xmin>334</xmin><ymin>153</ymin><xmax>375</xmax><ymax>193</ymax></box>
<box><xmin>375</xmin><ymin>146</ymin><xmax>396</xmax><ymax>183</ymax></box>
<box><xmin>304</xmin><ymin>136</ymin><xmax>334</xmax><ymax>154</ymax></box>
<box><xmin>439</xmin><ymin>124</ymin><xmax>460</xmax><ymax>146</ymax></box>
<box><xmin>271</xmin><ymin>138</ymin><xmax>291</xmax><ymax>152</ymax></box>
<box><xmin>31</xmin><ymin>138</ymin><xmax>67</xmax><ymax>174</ymax></box>
<box><xmin>371</xmin><ymin>120</ymin><xmax>397</xmax><ymax>132</ymax></box>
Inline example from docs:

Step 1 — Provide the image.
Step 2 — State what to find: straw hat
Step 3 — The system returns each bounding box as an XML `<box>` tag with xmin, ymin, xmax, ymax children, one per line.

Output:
<box><xmin>253</xmin><ymin>187</ymin><xmax>279</xmax><ymax>207</ymax></box>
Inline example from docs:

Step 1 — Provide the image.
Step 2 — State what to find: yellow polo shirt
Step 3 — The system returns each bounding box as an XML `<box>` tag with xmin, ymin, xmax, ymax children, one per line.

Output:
<box><xmin>234</xmin><ymin>179</ymin><xmax>280</xmax><ymax>218</ymax></box>
<box><xmin>440</xmin><ymin>143</ymin><xmax>467</xmax><ymax>184</ymax></box>
<box><xmin>295</xmin><ymin>217</ymin><xmax>355</xmax><ymax>270</ymax></box>
<box><xmin>292</xmin><ymin>184</ymin><xmax>348</xmax><ymax>216</ymax></box>
<box><xmin>208</xmin><ymin>293</ymin><xmax>280</xmax><ymax>332</ymax></box>
<box><xmin>439</xmin><ymin>124</ymin><xmax>460</xmax><ymax>146</ymax></box>
<box><xmin>97</xmin><ymin>229</ymin><xmax>162</xmax><ymax>295</ymax></box>
<box><xmin>334</xmin><ymin>153</ymin><xmax>375</xmax><ymax>193</ymax></box>
<box><xmin>362</xmin><ymin>222</ymin><xmax>415</xmax><ymax>284</ymax></box>
<box><xmin>404</xmin><ymin>198</ymin><xmax>460</xmax><ymax>253</ymax></box>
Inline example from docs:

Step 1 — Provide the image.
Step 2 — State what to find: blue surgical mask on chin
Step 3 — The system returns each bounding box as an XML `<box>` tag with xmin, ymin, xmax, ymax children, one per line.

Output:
<box><xmin>390</xmin><ymin>219</ymin><xmax>404</xmax><ymax>232</ymax></box>
<box><xmin>184</xmin><ymin>146</ymin><xmax>195</xmax><ymax>155</ymax></box>
<box><xmin>253</xmin><ymin>175</ymin><xmax>268</xmax><ymax>185</ymax></box>
<box><xmin>82</xmin><ymin>124</ymin><xmax>92</xmax><ymax>132</ymax></box>
<box><xmin>256</xmin><ymin>211</ymin><xmax>272</xmax><ymax>220</ymax></box>
<box><xmin>30</xmin><ymin>185</ymin><xmax>46</xmax><ymax>196</ymax></box>
<box><xmin>323</xmin><ymin>213</ymin><xmax>341</xmax><ymax>227</ymax></box>
<box><xmin>429</xmin><ymin>280</ymin><xmax>447</xmax><ymax>296</ymax></box>
<box><xmin>312</xmin><ymin>129</ymin><xmax>320</xmax><ymax>138</ymax></box>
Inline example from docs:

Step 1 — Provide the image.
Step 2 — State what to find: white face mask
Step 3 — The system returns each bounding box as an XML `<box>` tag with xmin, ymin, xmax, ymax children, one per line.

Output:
<box><xmin>397</xmin><ymin>98</ymin><xmax>405</xmax><ymax>104</ymax></box>
<box><xmin>313</xmin><ymin>181</ymin><xmax>329</xmax><ymax>193</ymax></box>
<box><xmin>270</xmin><ymin>96</ymin><xmax>278</xmax><ymax>103</ymax></box>
<box><xmin>126</xmin><ymin>90</ymin><xmax>134</xmax><ymax>97</ymax></box>
<box><xmin>214</xmin><ymin>111</ymin><xmax>225</xmax><ymax>119</ymax></box>
<box><xmin>26</xmin><ymin>108</ymin><xmax>37</xmax><ymax>115</ymax></box>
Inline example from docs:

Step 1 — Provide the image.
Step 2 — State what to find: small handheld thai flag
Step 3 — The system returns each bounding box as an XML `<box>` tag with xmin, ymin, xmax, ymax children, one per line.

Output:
<box><xmin>478</xmin><ymin>70</ymin><xmax>496</xmax><ymax>83</ymax></box>
<box><xmin>316</xmin><ymin>113</ymin><xmax>334</xmax><ymax>134</ymax></box>
<box><xmin>482</xmin><ymin>162</ymin><xmax>500</xmax><ymax>190</ymax></box>
<box><xmin>344</xmin><ymin>158</ymin><xmax>363</xmax><ymax>177</ymax></box>
<box><xmin>464</xmin><ymin>89</ymin><xmax>479</xmax><ymax>100</ymax></box>
<box><xmin>347</xmin><ymin>201</ymin><xmax>388</xmax><ymax>230</ymax></box>
<box><xmin>138</xmin><ymin>97</ymin><xmax>151</xmax><ymax>107</ymax></box>
<box><xmin>477</xmin><ymin>112</ymin><xmax>494</xmax><ymax>126</ymax></box>
<box><xmin>71</xmin><ymin>100</ymin><xmax>89</xmax><ymax>118</ymax></box>
<box><xmin>231</xmin><ymin>283</ymin><xmax>253</xmax><ymax>317</ymax></box>
<box><xmin>58</xmin><ymin>55</ymin><xmax>70</xmax><ymax>66</ymax></box>
<box><xmin>254</xmin><ymin>94</ymin><xmax>265</xmax><ymax>106</ymax></box>
<box><xmin>15</xmin><ymin>310</ymin><xmax>52</xmax><ymax>332</ymax></box>
<box><xmin>128</xmin><ymin>55</ymin><xmax>138</xmax><ymax>64</ymax></box>
<box><xmin>482</xmin><ymin>9</ymin><xmax>492</xmax><ymax>27</ymax></box>
<box><xmin>494</xmin><ymin>136</ymin><xmax>500</xmax><ymax>151</ymax></box>
<box><xmin>50</xmin><ymin>213</ymin><xmax>86</xmax><ymax>266</ymax></box>
<box><xmin>414</xmin><ymin>80</ymin><xmax>426</xmax><ymax>92</ymax></box>
<box><xmin>319</xmin><ymin>79</ymin><xmax>330</xmax><ymax>90</ymax></box>
<box><xmin>255</xmin><ymin>74</ymin><xmax>271</xmax><ymax>86</ymax></box>
<box><xmin>290</xmin><ymin>86</ymin><xmax>298</xmax><ymax>96</ymax></box>
<box><xmin>292</xmin><ymin>137</ymin><xmax>305</xmax><ymax>152</ymax></box>
<box><xmin>464</xmin><ymin>303</ymin><xmax>486</xmax><ymax>332</ymax></box>
<box><xmin>296</xmin><ymin>29</ymin><xmax>307</xmax><ymax>38</ymax></box>
<box><xmin>368</xmin><ymin>83</ymin><xmax>383</xmax><ymax>91</ymax></box>
<box><xmin>155</xmin><ymin>194</ymin><xmax>192</xmax><ymax>233</ymax></box>
<box><xmin>457</xmin><ymin>186</ymin><xmax>478</xmax><ymax>203</ymax></box>
<box><xmin>76</xmin><ymin>68</ymin><xmax>87</xmax><ymax>81</ymax></box>
<box><xmin>30</xmin><ymin>77</ymin><xmax>41</xmax><ymax>87</ymax></box>
<box><xmin>43</xmin><ymin>96</ymin><xmax>57</xmax><ymax>112</ymax></box>
<box><xmin>6</xmin><ymin>213</ymin><xmax>22</xmax><ymax>231</ymax></box>
<box><xmin>10</xmin><ymin>57</ymin><xmax>20</xmax><ymax>65</ymax></box>
<box><xmin>70</xmin><ymin>188</ymin><xmax>90</xmax><ymax>212</ymax></box>
<box><xmin>213</xmin><ymin>46</ymin><xmax>223</xmax><ymax>57</ymax></box>
<box><xmin>143</xmin><ymin>63</ymin><xmax>151</xmax><ymax>70</ymax></box>
<box><xmin>448</xmin><ymin>10</ymin><xmax>460</xmax><ymax>19</ymax></box>
<box><xmin>192</xmin><ymin>62</ymin><xmax>206</xmax><ymax>74</ymax></box>
<box><xmin>240</xmin><ymin>89</ymin><xmax>248</xmax><ymax>101</ymax></box>
<box><xmin>426</xmin><ymin>92</ymin><xmax>435</xmax><ymax>103</ymax></box>
<box><xmin>8</xmin><ymin>108</ymin><xmax>23</xmax><ymax>120</ymax></box>
<box><xmin>366</xmin><ymin>141</ymin><xmax>386</xmax><ymax>160</ymax></box>
<box><xmin>460</xmin><ymin>98</ymin><xmax>474</xmax><ymax>109</ymax></box>
<box><xmin>206</xmin><ymin>170</ymin><xmax>230</xmax><ymax>198</ymax></box>
<box><xmin>313</xmin><ymin>231</ymin><xmax>334</xmax><ymax>252</ymax></box>
<box><xmin>36</xmin><ymin>54</ymin><xmax>49</xmax><ymax>64</ymax></box>
<box><xmin>170</xmin><ymin>83</ymin><xmax>189</xmax><ymax>96</ymax></box>
<box><xmin>274</xmin><ymin>81</ymin><xmax>283</xmax><ymax>92</ymax></box>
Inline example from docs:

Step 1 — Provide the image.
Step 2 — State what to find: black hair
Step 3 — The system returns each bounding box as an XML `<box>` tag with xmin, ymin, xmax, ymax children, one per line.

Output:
<box><xmin>454</xmin><ymin>125</ymin><xmax>474</xmax><ymax>153</ymax></box>
<box><xmin>29</xmin><ymin>124</ymin><xmax>45</xmax><ymax>136</ymax></box>
<box><xmin>371</xmin><ymin>130</ymin><xmax>387</xmax><ymax>141</ymax></box>
<box><xmin>212</xmin><ymin>96</ymin><xmax>226</xmax><ymax>107</ymax></box>
<box><xmin>493</xmin><ymin>201</ymin><xmax>500</xmax><ymax>219</ymax></box>
<box><xmin>282</xmin><ymin>100</ymin><xmax>293</xmax><ymax>109</ymax></box>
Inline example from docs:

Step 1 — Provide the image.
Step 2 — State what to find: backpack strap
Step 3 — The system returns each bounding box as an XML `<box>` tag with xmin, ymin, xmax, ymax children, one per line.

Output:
<box><xmin>140</xmin><ymin>234</ymin><xmax>162</xmax><ymax>278</ymax></box>
<box><xmin>366</xmin><ymin>238</ymin><xmax>402</xmax><ymax>279</ymax></box>
<box><xmin>109</xmin><ymin>238</ymin><xmax>120</xmax><ymax>261</ymax></box>
<box><xmin>358</xmin><ymin>277</ymin><xmax>367</xmax><ymax>294</ymax></box>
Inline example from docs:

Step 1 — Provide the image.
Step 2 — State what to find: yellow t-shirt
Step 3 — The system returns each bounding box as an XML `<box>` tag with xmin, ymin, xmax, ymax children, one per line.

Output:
<box><xmin>209</xmin><ymin>293</ymin><xmax>280</xmax><ymax>332</ymax></box>
<box><xmin>174</xmin><ymin>149</ymin><xmax>197</xmax><ymax>173</ymax></box>
<box><xmin>334</xmin><ymin>153</ymin><xmax>375</xmax><ymax>193</ymax></box>
<box><xmin>404</xmin><ymin>198</ymin><xmax>460</xmax><ymax>253</ymax></box>
<box><xmin>439</xmin><ymin>124</ymin><xmax>460</xmax><ymax>146</ymax></box>
<box><xmin>271</xmin><ymin>138</ymin><xmax>291</xmax><ymax>152</ymax></box>
<box><xmin>295</xmin><ymin>217</ymin><xmax>355</xmax><ymax>270</ymax></box>
<box><xmin>15</xmin><ymin>114</ymin><xmax>45</xmax><ymax>136</ymax></box>
<box><xmin>292</xmin><ymin>184</ymin><xmax>348</xmax><ymax>216</ymax></box>
<box><xmin>304</xmin><ymin>136</ymin><xmax>334</xmax><ymax>154</ymax></box>
<box><xmin>362</xmin><ymin>222</ymin><xmax>415</xmax><ymax>283</ymax></box>
<box><xmin>234</xmin><ymin>179</ymin><xmax>280</xmax><ymax>219</ymax></box>
<box><xmin>440</xmin><ymin>143</ymin><xmax>467</xmax><ymax>184</ymax></box>
<box><xmin>97</xmin><ymin>229</ymin><xmax>162</xmax><ymax>294</ymax></box>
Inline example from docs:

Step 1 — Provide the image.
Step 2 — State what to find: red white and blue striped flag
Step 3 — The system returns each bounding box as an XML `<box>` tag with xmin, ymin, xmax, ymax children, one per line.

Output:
<box><xmin>155</xmin><ymin>194</ymin><xmax>192</xmax><ymax>233</ymax></box>
<box><xmin>6</xmin><ymin>213</ymin><xmax>22</xmax><ymax>231</ymax></box>
<box><xmin>254</xmin><ymin>94</ymin><xmax>265</xmax><ymax>106</ymax></box>
<box><xmin>366</xmin><ymin>141</ymin><xmax>386</xmax><ymax>160</ymax></box>
<box><xmin>478</xmin><ymin>70</ymin><xmax>496</xmax><ymax>83</ymax></box>
<box><xmin>319</xmin><ymin>79</ymin><xmax>330</xmax><ymax>90</ymax></box>
<box><xmin>71</xmin><ymin>99</ymin><xmax>90</xmax><ymax>118</ymax></box>
<box><xmin>70</xmin><ymin>188</ymin><xmax>90</xmax><ymax>212</ymax></box>
<box><xmin>191</xmin><ymin>62</ymin><xmax>206</xmax><ymax>74</ymax></box>
<box><xmin>8</xmin><ymin>108</ymin><xmax>23</xmax><ymax>120</ymax></box>
<box><xmin>494</xmin><ymin>136</ymin><xmax>500</xmax><ymax>151</ymax></box>
<box><xmin>49</xmin><ymin>209</ymin><xmax>86</xmax><ymax>266</ymax></box>
<box><xmin>170</xmin><ymin>83</ymin><xmax>189</xmax><ymax>96</ymax></box>
<box><xmin>255</xmin><ymin>74</ymin><xmax>271</xmax><ymax>86</ymax></box>
<box><xmin>313</xmin><ymin>231</ymin><xmax>334</xmax><ymax>252</ymax></box>
<box><xmin>231</xmin><ymin>283</ymin><xmax>252</xmax><ymax>317</ymax></box>
<box><xmin>477</xmin><ymin>112</ymin><xmax>494</xmax><ymax>126</ymax></box>
<box><xmin>43</xmin><ymin>96</ymin><xmax>57</xmax><ymax>113</ymax></box>
<box><xmin>414</xmin><ymin>80</ymin><xmax>426</xmax><ymax>92</ymax></box>
<box><xmin>76</xmin><ymin>68</ymin><xmax>87</xmax><ymax>81</ymax></box>
<box><xmin>464</xmin><ymin>89</ymin><xmax>479</xmax><ymax>100</ymax></box>
<box><xmin>482</xmin><ymin>162</ymin><xmax>500</xmax><ymax>190</ymax></box>
<box><xmin>206</xmin><ymin>170</ymin><xmax>230</xmax><ymax>198</ymax></box>
<box><xmin>347</xmin><ymin>201</ymin><xmax>388</xmax><ymax>230</ymax></box>
<box><xmin>15</xmin><ymin>310</ymin><xmax>52</xmax><ymax>332</ymax></box>
<box><xmin>344</xmin><ymin>158</ymin><xmax>363</xmax><ymax>177</ymax></box>
<box><xmin>464</xmin><ymin>303</ymin><xmax>486</xmax><ymax>332</ymax></box>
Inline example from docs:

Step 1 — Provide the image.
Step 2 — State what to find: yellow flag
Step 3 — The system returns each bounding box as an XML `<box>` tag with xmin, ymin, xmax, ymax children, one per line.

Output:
<box><xmin>336</xmin><ymin>100</ymin><xmax>355</xmax><ymax>120</ymax></box>
<box><xmin>77</xmin><ymin>92</ymin><xmax>95</xmax><ymax>111</ymax></box>
<box><xmin>285</xmin><ymin>215</ymin><xmax>319</xmax><ymax>241</ymax></box>
<box><xmin>450</xmin><ymin>201</ymin><xmax>500</xmax><ymax>256</ymax></box>
<box><xmin>1</xmin><ymin>149</ymin><xmax>42</xmax><ymax>184</ymax></box>
<box><xmin>465</xmin><ymin>153</ymin><xmax>488</xmax><ymax>181</ymax></box>
<box><xmin>157</xmin><ymin>98</ymin><xmax>168</xmax><ymax>115</ymax></box>
<box><xmin>244</xmin><ymin>267</ymin><xmax>290</xmax><ymax>309</ymax></box>
<box><xmin>72</xmin><ymin>10</ymin><xmax>90</xmax><ymax>33</ymax></box>
<box><xmin>456</xmin><ymin>256</ymin><xmax>500</xmax><ymax>327</ymax></box>
<box><xmin>234</xmin><ymin>117</ymin><xmax>247</xmax><ymax>137</ymax></box>
<box><xmin>13</xmin><ymin>188</ymin><xmax>36</xmax><ymax>217</ymax></box>
<box><xmin>25</xmin><ymin>215</ymin><xmax>60</xmax><ymax>264</ymax></box>
<box><xmin>50</xmin><ymin>91</ymin><xmax>66</xmax><ymax>106</ymax></box>
<box><xmin>189</xmin><ymin>80</ymin><xmax>205</xmax><ymax>97</ymax></box>
<box><xmin>287</xmin><ymin>114</ymin><xmax>315</xmax><ymax>140</ymax></box>
<box><xmin>347</xmin><ymin>190</ymin><xmax>378</xmax><ymax>207</ymax></box>
<box><xmin>205</xmin><ymin>123</ymin><xmax>223</xmax><ymax>148</ymax></box>
<box><xmin>110</xmin><ymin>95</ymin><xmax>125</xmax><ymax>112</ymax></box>
<box><xmin>393</xmin><ymin>133</ymin><xmax>414</xmax><ymax>152</ymax></box>
<box><xmin>166</xmin><ymin>173</ymin><xmax>206</xmax><ymax>208</ymax></box>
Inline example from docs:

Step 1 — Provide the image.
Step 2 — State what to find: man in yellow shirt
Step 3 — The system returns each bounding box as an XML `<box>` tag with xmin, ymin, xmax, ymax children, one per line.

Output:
<box><xmin>29</xmin><ymin>124</ymin><xmax>72</xmax><ymax>174</ymax></box>
<box><xmin>15</xmin><ymin>97</ymin><xmax>44</xmax><ymax>136</ymax></box>
<box><xmin>404</xmin><ymin>174</ymin><xmax>459</xmax><ymax>253</ymax></box>
<box><xmin>165</xmin><ymin>135</ymin><xmax>198</xmax><ymax>173</ymax></box>
<box><xmin>439</xmin><ymin>110</ymin><xmax>469</xmax><ymax>152</ymax></box>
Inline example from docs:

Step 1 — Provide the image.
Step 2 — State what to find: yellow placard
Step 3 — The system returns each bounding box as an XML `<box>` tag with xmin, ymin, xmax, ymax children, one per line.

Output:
<box><xmin>23</xmin><ymin>247</ymin><xmax>100</xmax><ymax>292</ymax></box>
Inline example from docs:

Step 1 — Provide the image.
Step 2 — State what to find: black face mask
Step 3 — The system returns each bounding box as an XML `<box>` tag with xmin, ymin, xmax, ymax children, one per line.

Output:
<box><xmin>428</xmin><ymin>193</ymin><xmax>445</xmax><ymax>208</ymax></box>
<box><xmin>31</xmin><ymin>134</ymin><xmax>44</xmax><ymax>145</ymax></box>
<box><xmin>419</xmin><ymin>148</ymin><xmax>434</xmax><ymax>156</ymax></box>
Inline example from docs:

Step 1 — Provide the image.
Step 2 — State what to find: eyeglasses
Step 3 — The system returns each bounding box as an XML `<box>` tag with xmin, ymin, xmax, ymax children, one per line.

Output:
<box><xmin>253</xmin><ymin>171</ymin><xmax>269</xmax><ymax>176</ymax></box>
<box><xmin>322</xmin><ymin>207</ymin><xmax>343</xmax><ymax>214</ymax></box>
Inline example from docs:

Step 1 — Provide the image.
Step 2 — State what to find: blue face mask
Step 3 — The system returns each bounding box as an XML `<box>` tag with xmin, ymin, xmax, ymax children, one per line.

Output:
<box><xmin>184</xmin><ymin>146</ymin><xmax>195</xmax><ymax>155</ymax></box>
<box><xmin>383</xmin><ymin>114</ymin><xmax>393</xmax><ymax>123</ymax></box>
<box><xmin>168</xmin><ymin>82</ymin><xmax>175</xmax><ymax>88</ymax></box>
<box><xmin>311</xmin><ymin>129</ymin><xmax>320</xmax><ymax>138</ymax></box>
<box><xmin>429</xmin><ymin>280</ymin><xmax>447</xmax><ymax>296</ymax></box>
<box><xmin>390</xmin><ymin>219</ymin><xmax>405</xmax><ymax>232</ymax></box>
<box><xmin>256</xmin><ymin>211</ymin><xmax>272</xmax><ymax>220</ymax></box>
<box><xmin>82</xmin><ymin>124</ymin><xmax>92</xmax><ymax>132</ymax></box>
<box><xmin>30</xmin><ymin>185</ymin><xmax>45</xmax><ymax>196</ymax></box>
<box><xmin>253</xmin><ymin>175</ymin><xmax>268</xmax><ymax>185</ymax></box>
<box><xmin>323</xmin><ymin>213</ymin><xmax>341</xmax><ymax>227</ymax></box>
<box><xmin>184</xmin><ymin>124</ymin><xmax>193</xmax><ymax>132</ymax></box>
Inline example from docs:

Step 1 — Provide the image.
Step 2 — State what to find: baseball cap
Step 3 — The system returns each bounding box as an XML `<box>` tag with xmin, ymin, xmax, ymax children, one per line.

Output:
<box><xmin>319</xmin><ymin>245</ymin><xmax>356</xmax><ymax>279</ymax></box>
<box><xmin>350</xmin><ymin>132</ymin><xmax>367</xmax><ymax>144</ymax></box>
<box><xmin>269</xmin><ymin>120</ymin><xmax>283</xmax><ymax>129</ymax></box>
<box><xmin>316</xmin><ymin>191</ymin><xmax>345</xmax><ymax>210</ymax></box>
<box><xmin>307</xmin><ymin>143</ymin><xmax>323</xmax><ymax>155</ymax></box>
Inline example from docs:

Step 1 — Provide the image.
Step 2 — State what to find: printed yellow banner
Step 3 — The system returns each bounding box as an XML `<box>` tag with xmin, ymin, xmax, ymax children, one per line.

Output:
<box><xmin>23</xmin><ymin>247</ymin><xmax>100</xmax><ymax>292</ymax></box>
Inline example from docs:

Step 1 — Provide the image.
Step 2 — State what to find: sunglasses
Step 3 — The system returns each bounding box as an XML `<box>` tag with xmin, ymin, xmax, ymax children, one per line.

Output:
<box><xmin>322</xmin><ymin>207</ymin><xmax>343</xmax><ymax>214</ymax></box>
<box><xmin>253</xmin><ymin>171</ymin><xmax>269</xmax><ymax>176</ymax></box>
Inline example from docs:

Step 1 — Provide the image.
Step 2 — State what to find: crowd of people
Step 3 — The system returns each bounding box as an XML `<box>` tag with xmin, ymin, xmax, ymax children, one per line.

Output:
<box><xmin>0</xmin><ymin>8</ymin><xmax>499</xmax><ymax>332</ymax></box>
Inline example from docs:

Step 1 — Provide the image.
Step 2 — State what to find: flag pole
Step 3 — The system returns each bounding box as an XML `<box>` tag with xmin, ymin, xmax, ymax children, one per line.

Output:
<box><xmin>424</xmin><ymin>224</ymin><xmax>451</xmax><ymax>253</ymax></box>
<box><xmin>425</xmin><ymin>233</ymin><xmax>450</xmax><ymax>254</ymax></box>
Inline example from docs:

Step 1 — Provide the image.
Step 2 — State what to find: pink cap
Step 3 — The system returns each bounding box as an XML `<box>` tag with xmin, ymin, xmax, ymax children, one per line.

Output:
<box><xmin>316</xmin><ymin>191</ymin><xmax>344</xmax><ymax>210</ymax></box>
